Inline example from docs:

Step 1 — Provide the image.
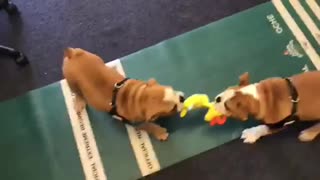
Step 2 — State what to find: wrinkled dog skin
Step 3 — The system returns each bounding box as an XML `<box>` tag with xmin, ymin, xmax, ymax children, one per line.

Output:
<box><xmin>62</xmin><ymin>48</ymin><xmax>185</xmax><ymax>141</ymax></box>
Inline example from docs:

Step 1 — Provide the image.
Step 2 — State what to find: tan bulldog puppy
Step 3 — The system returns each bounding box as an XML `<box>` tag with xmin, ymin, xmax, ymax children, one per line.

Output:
<box><xmin>62</xmin><ymin>48</ymin><xmax>184</xmax><ymax>141</ymax></box>
<box><xmin>214</xmin><ymin>71</ymin><xmax>320</xmax><ymax>143</ymax></box>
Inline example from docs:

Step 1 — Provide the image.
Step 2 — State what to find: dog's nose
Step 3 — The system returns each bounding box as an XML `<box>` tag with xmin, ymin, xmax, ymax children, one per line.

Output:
<box><xmin>215</xmin><ymin>96</ymin><xmax>222</xmax><ymax>103</ymax></box>
<box><xmin>179</xmin><ymin>95</ymin><xmax>185</xmax><ymax>102</ymax></box>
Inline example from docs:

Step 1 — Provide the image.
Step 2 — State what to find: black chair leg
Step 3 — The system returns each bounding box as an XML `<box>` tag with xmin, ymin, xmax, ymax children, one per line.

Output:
<box><xmin>0</xmin><ymin>1</ymin><xmax>28</xmax><ymax>66</ymax></box>
<box><xmin>0</xmin><ymin>0</ymin><xmax>19</xmax><ymax>15</ymax></box>
<box><xmin>0</xmin><ymin>45</ymin><xmax>29</xmax><ymax>66</ymax></box>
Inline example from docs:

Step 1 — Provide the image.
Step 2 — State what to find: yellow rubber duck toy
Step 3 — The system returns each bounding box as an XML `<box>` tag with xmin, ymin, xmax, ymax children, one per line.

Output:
<box><xmin>180</xmin><ymin>94</ymin><xmax>227</xmax><ymax>126</ymax></box>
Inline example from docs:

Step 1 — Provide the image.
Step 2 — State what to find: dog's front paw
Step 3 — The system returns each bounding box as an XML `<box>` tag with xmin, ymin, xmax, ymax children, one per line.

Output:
<box><xmin>154</xmin><ymin>128</ymin><xmax>169</xmax><ymax>141</ymax></box>
<box><xmin>241</xmin><ymin>129</ymin><xmax>260</xmax><ymax>144</ymax></box>
<box><xmin>155</xmin><ymin>132</ymin><xmax>169</xmax><ymax>141</ymax></box>
<box><xmin>241</xmin><ymin>125</ymin><xmax>270</xmax><ymax>144</ymax></box>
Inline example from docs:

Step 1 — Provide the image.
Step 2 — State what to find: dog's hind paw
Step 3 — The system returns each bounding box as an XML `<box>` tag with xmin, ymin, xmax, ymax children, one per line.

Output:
<box><xmin>73</xmin><ymin>96</ymin><xmax>86</xmax><ymax>113</ymax></box>
<box><xmin>298</xmin><ymin>131</ymin><xmax>317</xmax><ymax>142</ymax></box>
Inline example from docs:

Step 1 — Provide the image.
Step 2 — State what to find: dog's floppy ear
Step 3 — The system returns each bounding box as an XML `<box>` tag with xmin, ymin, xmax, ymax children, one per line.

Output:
<box><xmin>239</xmin><ymin>72</ymin><xmax>250</xmax><ymax>86</ymax></box>
<box><xmin>147</xmin><ymin>78</ymin><xmax>158</xmax><ymax>86</ymax></box>
<box><xmin>64</xmin><ymin>47</ymin><xmax>74</xmax><ymax>59</ymax></box>
<box><xmin>64</xmin><ymin>48</ymin><xmax>85</xmax><ymax>59</ymax></box>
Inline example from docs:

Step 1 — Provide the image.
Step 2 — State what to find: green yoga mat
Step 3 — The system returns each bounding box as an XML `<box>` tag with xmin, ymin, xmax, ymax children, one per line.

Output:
<box><xmin>1</xmin><ymin>1</ymin><xmax>319</xmax><ymax>180</ymax></box>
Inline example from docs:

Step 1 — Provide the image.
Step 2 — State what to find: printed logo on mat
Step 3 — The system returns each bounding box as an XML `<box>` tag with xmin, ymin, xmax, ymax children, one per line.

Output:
<box><xmin>284</xmin><ymin>40</ymin><xmax>304</xmax><ymax>58</ymax></box>
<box><xmin>302</xmin><ymin>64</ymin><xmax>310</xmax><ymax>72</ymax></box>
<box><xmin>126</xmin><ymin>125</ymin><xmax>161</xmax><ymax>176</ymax></box>
<box><xmin>267</xmin><ymin>14</ymin><xmax>283</xmax><ymax>34</ymax></box>
<box><xmin>60</xmin><ymin>80</ymin><xmax>107</xmax><ymax>180</ymax></box>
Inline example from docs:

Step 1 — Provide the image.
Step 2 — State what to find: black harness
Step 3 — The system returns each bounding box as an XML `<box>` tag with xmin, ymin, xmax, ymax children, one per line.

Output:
<box><xmin>109</xmin><ymin>78</ymin><xmax>145</xmax><ymax>126</ymax></box>
<box><xmin>267</xmin><ymin>78</ymin><xmax>300</xmax><ymax>129</ymax></box>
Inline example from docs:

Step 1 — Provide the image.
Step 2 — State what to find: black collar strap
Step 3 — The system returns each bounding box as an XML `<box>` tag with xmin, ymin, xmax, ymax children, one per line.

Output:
<box><xmin>109</xmin><ymin>78</ymin><xmax>130</xmax><ymax>120</ymax></box>
<box><xmin>267</xmin><ymin>77</ymin><xmax>300</xmax><ymax>129</ymax></box>
<box><xmin>284</xmin><ymin>77</ymin><xmax>299</xmax><ymax>121</ymax></box>
<box><xmin>109</xmin><ymin>78</ymin><xmax>145</xmax><ymax>127</ymax></box>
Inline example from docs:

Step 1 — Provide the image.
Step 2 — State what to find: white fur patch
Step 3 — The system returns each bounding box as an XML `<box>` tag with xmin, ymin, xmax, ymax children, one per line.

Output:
<box><xmin>239</xmin><ymin>83</ymin><xmax>259</xmax><ymax>100</ymax></box>
<box><xmin>163</xmin><ymin>88</ymin><xmax>183</xmax><ymax>104</ymax></box>
<box><xmin>213</xmin><ymin>83</ymin><xmax>260</xmax><ymax>115</ymax></box>
<box><xmin>163</xmin><ymin>88</ymin><xmax>175</xmax><ymax>102</ymax></box>
<box><xmin>213</xmin><ymin>89</ymin><xmax>235</xmax><ymax>114</ymax></box>
<box><xmin>240</xmin><ymin>125</ymin><xmax>270</xmax><ymax>143</ymax></box>
<box><xmin>217</xmin><ymin>89</ymin><xmax>235</xmax><ymax>102</ymax></box>
<box><xmin>176</xmin><ymin>91</ymin><xmax>184</xmax><ymax>97</ymax></box>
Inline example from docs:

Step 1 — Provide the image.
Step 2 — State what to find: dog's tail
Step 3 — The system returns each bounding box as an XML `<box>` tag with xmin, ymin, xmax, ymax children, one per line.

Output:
<box><xmin>63</xmin><ymin>47</ymin><xmax>84</xmax><ymax>61</ymax></box>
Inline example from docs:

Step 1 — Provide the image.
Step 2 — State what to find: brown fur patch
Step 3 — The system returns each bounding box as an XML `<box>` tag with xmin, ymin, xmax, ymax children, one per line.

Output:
<box><xmin>225</xmin><ymin>91</ymin><xmax>260</xmax><ymax>121</ymax></box>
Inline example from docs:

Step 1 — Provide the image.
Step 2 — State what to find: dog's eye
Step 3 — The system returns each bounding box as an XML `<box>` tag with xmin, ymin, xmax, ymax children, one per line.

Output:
<box><xmin>179</xmin><ymin>95</ymin><xmax>185</xmax><ymax>102</ymax></box>
<box><xmin>215</xmin><ymin>96</ymin><xmax>222</xmax><ymax>103</ymax></box>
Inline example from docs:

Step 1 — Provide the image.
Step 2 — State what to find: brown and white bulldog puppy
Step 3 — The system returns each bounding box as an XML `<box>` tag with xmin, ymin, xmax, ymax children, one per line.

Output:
<box><xmin>213</xmin><ymin>71</ymin><xmax>320</xmax><ymax>143</ymax></box>
<box><xmin>62</xmin><ymin>48</ymin><xmax>184</xmax><ymax>141</ymax></box>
